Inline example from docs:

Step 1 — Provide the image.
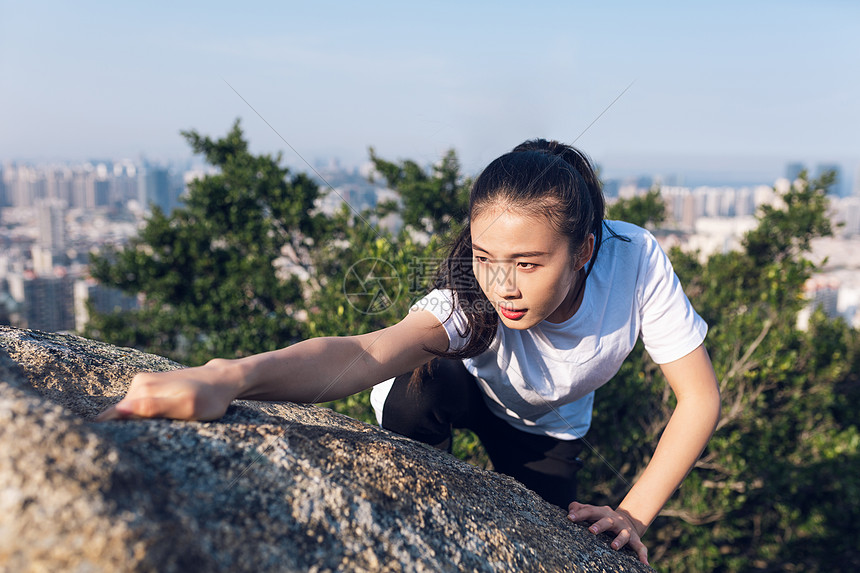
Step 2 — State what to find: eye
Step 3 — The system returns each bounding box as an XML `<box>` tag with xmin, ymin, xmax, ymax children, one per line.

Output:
<box><xmin>474</xmin><ymin>255</ymin><xmax>489</xmax><ymax>264</ymax></box>
<box><xmin>517</xmin><ymin>262</ymin><xmax>537</xmax><ymax>270</ymax></box>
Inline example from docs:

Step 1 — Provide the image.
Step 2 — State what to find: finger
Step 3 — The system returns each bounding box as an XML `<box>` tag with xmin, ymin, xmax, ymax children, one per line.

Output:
<box><xmin>629</xmin><ymin>537</ymin><xmax>649</xmax><ymax>565</ymax></box>
<box><xmin>94</xmin><ymin>401</ymin><xmax>138</xmax><ymax>422</ymax></box>
<box><xmin>94</xmin><ymin>405</ymin><xmax>120</xmax><ymax>422</ymax></box>
<box><xmin>610</xmin><ymin>528</ymin><xmax>631</xmax><ymax>550</ymax></box>
<box><xmin>588</xmin><ymin>516</ymin><xmax>619</xmax><ymax>535</ymax></box>
<box><xmin>118</xmin><ymin>396</ymin><xmax>189</xmax><ymax>420</ymax></box>
<box><xmin>567</xmin><ymin>503</ymin><xmax>607</xmax><ymax>522</ymax></box>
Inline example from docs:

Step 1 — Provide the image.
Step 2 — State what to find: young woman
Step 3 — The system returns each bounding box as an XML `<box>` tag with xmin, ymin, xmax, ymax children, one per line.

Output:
<box><xmin>98</xmin><ymin>139</ymin><xmax>721</xmax><ymax>566</ymax></box>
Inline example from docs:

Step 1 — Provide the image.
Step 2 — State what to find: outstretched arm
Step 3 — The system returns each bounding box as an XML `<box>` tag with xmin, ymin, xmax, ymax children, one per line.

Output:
<box><xmin>96</xmin><ymin>309</ymin><xmax>448</xmax><ymax>421</ymax></box>
<box><xmin>568</xmin><ymin>343</ymin><xmax>721</xmax><ymax>565</ymax></box>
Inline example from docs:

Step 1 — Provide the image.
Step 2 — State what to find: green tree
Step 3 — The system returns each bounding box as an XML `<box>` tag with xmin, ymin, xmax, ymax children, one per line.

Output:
<box><xmin>86</xmin><ymin>120</ymin><xmax>326</xmax><ymax>364</ymax></box>
<box><xmin>607</xmin><ymin>188</ymin><xmax>666</xmax><ymax>228</ymax></box>
<box><xmin>369</xmin><ymin>147</ymin><xmax>470</xmax><ymax>235</ymax></box>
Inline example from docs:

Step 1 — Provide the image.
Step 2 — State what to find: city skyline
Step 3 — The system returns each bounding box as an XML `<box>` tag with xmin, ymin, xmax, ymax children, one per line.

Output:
<box><xmin>3</xmin><ymin>154</ymin><xmax>859</xmax><ymax>333</ymax></box>
<box><xmin>1</xmin><ymin>1</ymin><xmax>858</xmax><ymax>183</ymax></box>
<box><xmin>3</xmin><ymin>153</ymin><xmax>853</xmax><ymax>195</ymax></box>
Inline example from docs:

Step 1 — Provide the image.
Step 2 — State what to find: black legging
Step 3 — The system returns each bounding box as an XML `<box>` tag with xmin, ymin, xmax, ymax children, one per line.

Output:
<box><xmin>380</xmin><ymin>358</ymin><xmax>584</xmax><ymax>509</ymax></box>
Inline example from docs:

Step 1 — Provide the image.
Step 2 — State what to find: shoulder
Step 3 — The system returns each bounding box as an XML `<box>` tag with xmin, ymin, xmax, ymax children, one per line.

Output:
<box><xmin>597</xmin><ymin>220</ymin><xmax>660</xmax><ymax>268</ymax></box>
<box><xmin>408</xmin><ymin>288</ymin><xmax>471</xmax><ymax>352</ymax></box>
<box><xmin>595</xmin><ymin>221</ymin><xmax>679</xmax><ymax>299</ymax></box>
<box><xmin>410</xmin><ymin>288</ymin><xmax>456</xmax><ymax>316</ymax></box>
<box><xmin>602</xmin><ymin>220</ymin><xmax>656</xmax><ymax>248</ymax></box>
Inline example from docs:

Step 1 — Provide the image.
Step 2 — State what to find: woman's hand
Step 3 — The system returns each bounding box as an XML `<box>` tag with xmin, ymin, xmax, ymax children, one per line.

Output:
<box><xmin>567</xmin><ymin>501</ymin><xmax>649</xmax><ymax>566</ymax></box>
<box><xmin>95</xmin><ymin>359</ymin><xmax>241</xmax><ymax>422</ymax></box>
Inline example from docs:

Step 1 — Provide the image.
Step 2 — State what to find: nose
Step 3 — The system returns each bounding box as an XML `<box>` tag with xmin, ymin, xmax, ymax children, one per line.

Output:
<box><xmin>493</xmin><ymin>263</ymin><xmax>520</xmax><ymax>298</ymax></box>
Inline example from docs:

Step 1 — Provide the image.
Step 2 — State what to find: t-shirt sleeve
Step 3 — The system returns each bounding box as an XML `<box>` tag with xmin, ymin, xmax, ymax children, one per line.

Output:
<box><xmin>409</xmin><ymin>288</ymin><xmax>471</xmax><ymax>352</ymax></box>
<box><xmin>637</xmin><ymin>232</ymin><xmax>708</xmax><ymax>364</ymax></box>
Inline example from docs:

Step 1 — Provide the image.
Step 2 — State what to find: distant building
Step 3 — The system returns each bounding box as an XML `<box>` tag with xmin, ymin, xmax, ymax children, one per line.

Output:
<box><xmin>855</xmin><ymin>165</ymin><xmax>860</xmax><ymax>197</ymax></box>
<box><xmin>111</xmin><ymin>162</ymin><xmax>139</xmax><ymax>208</ymax></box>
<box><xmin>8</xmin><ymin>165</ymin><xmax>48</xmax><ymax>207</ymax></box>
<box><xmin>0</xmin><ymin>279</ymin><xmax>20</xmax><ymax>325</ymax></box>
<box><xmin>0</xmin><ymin>167</ymin><xmax>7</xmax><ymax>207</ymax></box>
<box><xmin>797</xmin><ymin>276</ymin><xmax>841</xmax><ymax>330</ymax></box>
<box><xmin>785</xmin><ymin>162</ymin><xmax>805</xmax><ymax>182</ymax></box>
<box><xmin>94</xmin><ymin>177</ymin><xmax>110</xmax><ymax>207</ymax></box>
<box><xmin>138</xmin><ymin>165</ymin><xmax>183</xmax><ymax>213</ymax></box>
<box><xmin>73</xmin><ymin>278</ymin><xmax>139</xmax><ymax>332</ymax></box>
<box><xmin>601</xmin><ymin>179</ymin><xmax>620</xmax><ymax>199</ymax></box>
<box><xmin>7</xmin><ymin>270</ymin><xmax>76</xmax><ymax>332</ymax></box>
<box><xmin>686</xmin><ymin>216</ymin><xmax>758</xmax><ymax>259</ymax></box>
<box><xmin>833</xmin><ymin>197</ymin><xmax>860</xmax><ymax>237</ymax></box>
<box><xmin>807</xmin><ymin>276</ymin><xmax>840</xmax><ymax>317</ymax></box>
<box><xmin>339</xmin><ymin>184</ymin><xmax>377</xmax><ymax>211</ymax></box>
<box><xmin>37</xmin><ymin>199</ymin><xmax>67</xmax><ymax>253</ymax></box>
<box><xmin>68</xmin><ymin>166</ymin><xmax>110</xmax><ymax>209</ymax></box>
<box><xmin>815</xmin><ymin>163</ymin><xmax>844</xmax><ymax>196</ymax></box>
<box><xmin>31</xmin><ymin>246</ymin><xmax>57</xmax><ymax>277</ymax></box>
<box><xmin>45</xmin><ymin>167</ymin><xmax>74</xmax><ymax>204</ymax></box>
<box><xmin>636</xmin><ymin>175</ymin><xmax>653</xmax><ymax>191</ymax></box>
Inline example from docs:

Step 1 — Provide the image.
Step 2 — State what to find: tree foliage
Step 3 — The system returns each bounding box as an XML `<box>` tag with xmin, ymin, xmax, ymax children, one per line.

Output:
<box><xmin>369</xmin><ymin>147</ymin><xmax>470</xmax><ymax>235</ymax></box>
<box><xmin>606</xmin><ymin>188</ymin><xmax>666</xmax><ymax>228</ymax></box>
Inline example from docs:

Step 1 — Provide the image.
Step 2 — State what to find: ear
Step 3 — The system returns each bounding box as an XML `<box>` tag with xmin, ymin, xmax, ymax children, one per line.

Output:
<box><xmin>575</xmin><ymin>233</ymin><xmax>595</xmax><ymax>271</ymax></box>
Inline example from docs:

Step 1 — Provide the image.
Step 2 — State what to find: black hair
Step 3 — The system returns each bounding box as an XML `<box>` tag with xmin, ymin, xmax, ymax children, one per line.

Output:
<box><xmin>410</xmin><ymin>139</ymin><xmax>622</xmax><ymax>384</ymax></box>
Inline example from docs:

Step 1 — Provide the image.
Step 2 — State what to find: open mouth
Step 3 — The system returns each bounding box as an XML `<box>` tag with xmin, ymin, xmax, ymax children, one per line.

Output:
<box><xmin>498</xmin><ymin>306</ymin><xmax>526</xmax><ymax>320</ymax></box>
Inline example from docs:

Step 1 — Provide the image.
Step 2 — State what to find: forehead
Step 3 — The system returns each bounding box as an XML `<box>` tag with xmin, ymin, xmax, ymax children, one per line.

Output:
<box><xmin>470</xmin><ymin>208</ymin><xmax>564</xmax><ymax>256</ymax></box>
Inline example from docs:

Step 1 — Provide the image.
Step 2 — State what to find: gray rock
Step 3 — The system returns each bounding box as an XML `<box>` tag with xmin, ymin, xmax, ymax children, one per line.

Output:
<box><xmin>0</xmin><ymin>326</ymin><xmax>652</xmax><ymax>572</ymax></box>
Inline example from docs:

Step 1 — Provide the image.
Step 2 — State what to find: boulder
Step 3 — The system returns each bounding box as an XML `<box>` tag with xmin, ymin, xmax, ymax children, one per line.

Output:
<box><xmin>0</xmin><ymin>326</ymin><xmax>651</xmax><ymax>572</ymax></box>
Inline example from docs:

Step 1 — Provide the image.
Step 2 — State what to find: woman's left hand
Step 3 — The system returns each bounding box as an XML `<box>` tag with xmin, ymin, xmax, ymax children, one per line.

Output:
<box><xmin>567</xmin><ymin>501</ymin><xmax>649</xmax><ymax>566</ymax></box>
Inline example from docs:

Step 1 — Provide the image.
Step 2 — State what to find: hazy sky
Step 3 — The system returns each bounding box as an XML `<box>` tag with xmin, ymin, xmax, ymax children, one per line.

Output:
<box><xmin>1</xmin><ymin>1</ymin><xmax>858</xmax><ymax>181</ymax></box>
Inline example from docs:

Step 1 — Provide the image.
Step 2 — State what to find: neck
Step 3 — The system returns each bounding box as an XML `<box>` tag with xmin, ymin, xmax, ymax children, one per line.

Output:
<box><xmin>548</xmin><ymin>268</ymin><xmax>587</xmax><ymax>323</ymax></box>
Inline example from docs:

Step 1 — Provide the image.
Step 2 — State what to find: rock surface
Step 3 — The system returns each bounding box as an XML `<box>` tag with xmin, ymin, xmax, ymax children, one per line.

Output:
<box><xmin>0</xmin><ymin>326</ymin><xmax>651</xmax><ymax>572</ymax></box>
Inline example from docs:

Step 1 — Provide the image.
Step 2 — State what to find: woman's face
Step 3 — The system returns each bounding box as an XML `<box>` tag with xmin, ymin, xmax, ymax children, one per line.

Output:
<box><xmin>470</xmin><ymin>206</ymin><xmax>594</xmax><ymax>329</ymax></box>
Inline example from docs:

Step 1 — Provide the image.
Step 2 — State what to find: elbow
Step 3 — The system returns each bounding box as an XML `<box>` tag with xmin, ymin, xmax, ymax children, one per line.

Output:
<box><xmin>709</xmin><ymin>383</ymin><xmax>722</xmax><ymax>432</ymax></box>
<box><xmin>712</xmin><ymin>403</ymin><xmax>721</xmax><ymax>433</ymax></box>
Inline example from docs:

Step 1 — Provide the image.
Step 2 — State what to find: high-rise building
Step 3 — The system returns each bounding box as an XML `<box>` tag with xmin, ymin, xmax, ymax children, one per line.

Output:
<box><xmin>7</xmin><ymin>270</ymin><xmax>76</xmax><ymax>332</ymax></box>
<box><xmin>0</xmin><ymin>167</ymin><xmax>7</xmax><ymax>207</ymax></box>
<box><xmin>73</xmin><ymin>278</ymin><xmax>139</xmax><ymax>332</ymax></box>
<box><xmin>93</xmin><ymin>178</ymin><xmax>110</xmax><ymax>207</ymax></box>
<box><xmin>111</xmin><ymin>162</ymin><xmax>138</xmax><ymax>207</ymax></box>
<box><xmin>9</xmin><ymin>165</ymin><xmax>48</xmax><ymax>207</ymax></box>
<box><xmin>798</xmin><ymin>276</ymin><xmax>842</xmax><ymax>331</ymax></box>
<box><xmin>815</xmin><ymin>163</ymin><xmax>844</xmax><ymax>196</ymax></box>
<box><xmin>37</xmin><ymin>199</ymin><xmax>67</xmax><ymax>253</ymax></box>
<box><xmin>785</xmin><ymin>162</ymin><xmax>805</xmax><ymax>182</ymax></box>
<box><xmin>833</xmin><ymin>197</ymin><xmax>860</xmax><ymax>237</ymax></box>
<box><xmin>70</xmin><ymin>168</ymin><xmax>89</xmax><ymax>208</ymax></box>
<box><xmin>0</xmin><ymin>287</ymin><xmax>18</xmax><ymax>326</ymax></box>
<box><xmin>45</xmin><ymin>167</ymin><xmax>74</xmax><ymax>204</ymax></box>
<box><xmin>601</xmin><ymin>179</ymin><xmax>620</xmax><ymax>199</ymax></box>
<box><xmin>138</xmin><ymin>166</ymin><xmax>173</xmax><ymax>213</ymax></box>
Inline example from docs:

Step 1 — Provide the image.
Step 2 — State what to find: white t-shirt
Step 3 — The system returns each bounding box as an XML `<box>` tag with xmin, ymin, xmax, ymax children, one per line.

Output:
<box><xmin>371</xmin><ymin>221</ymin><xmax>708</xmax><ymax>440</ymax></box>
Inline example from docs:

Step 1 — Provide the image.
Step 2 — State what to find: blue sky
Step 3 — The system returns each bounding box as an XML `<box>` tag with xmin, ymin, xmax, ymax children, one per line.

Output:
<box><xmin>1</xmin><ymin>1</ymin><xmax>858</xmax><ymax>182</ymax></box>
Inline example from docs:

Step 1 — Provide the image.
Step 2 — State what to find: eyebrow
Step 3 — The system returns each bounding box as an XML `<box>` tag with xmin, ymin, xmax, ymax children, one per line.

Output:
<box><xmin>471</xmin><ymin>243</ymin><xmax>549</xmax><ymax>258</ymax></box>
